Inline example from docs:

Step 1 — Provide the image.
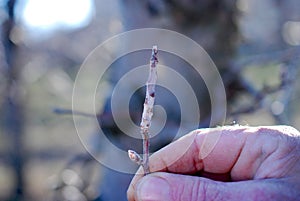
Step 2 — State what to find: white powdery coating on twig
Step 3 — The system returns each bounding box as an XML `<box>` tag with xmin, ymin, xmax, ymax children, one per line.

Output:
<box><xmin>140</xmin><ymin>45</ymin><xmax>158</xmax><ymax>175</ymax></box>
<box><xmin>141</xmin><ymin>45</ymin><xmax>158</xmax><ymax>129</ymax></box>
<box><xmin>128</xmin><ymin>46</ymin><xmax>158</xmax><ymax>175</ymax></box>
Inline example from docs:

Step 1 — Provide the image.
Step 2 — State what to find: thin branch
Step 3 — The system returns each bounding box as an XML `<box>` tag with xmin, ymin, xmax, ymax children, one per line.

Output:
<box><xmin>53</xmin><ymin>108</ymin><xmax>95</xmax><ymax>118</ymax></box>
<box><xmin>128</xmin><ymin>46</ymin><xmax>158</xmax><ymax>175</ymax></box>
<box><xmin>232</xmin><ymin>46</ymin><xmax>300</xmax><ymax>71</ymax></box>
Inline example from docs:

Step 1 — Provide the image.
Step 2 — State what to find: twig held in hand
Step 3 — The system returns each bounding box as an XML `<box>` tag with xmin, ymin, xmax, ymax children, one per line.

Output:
<box><xmin>128</xmin><ymin>45</ymin><xmax>158</xmax><ymax>175</ymax></box>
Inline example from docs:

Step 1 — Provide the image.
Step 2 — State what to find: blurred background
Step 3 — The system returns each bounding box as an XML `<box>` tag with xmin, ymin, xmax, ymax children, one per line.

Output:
<box><xmin>0</xmin><ymin>0</ymin><xmax>300</xmax><ymax>200</ymax></box>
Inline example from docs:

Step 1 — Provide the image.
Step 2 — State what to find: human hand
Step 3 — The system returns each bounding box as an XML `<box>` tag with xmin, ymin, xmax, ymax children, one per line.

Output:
<box><xmin>127</xmin><ymin>126</ymin><xmax>300</xmax><ymax>201</ymax></box>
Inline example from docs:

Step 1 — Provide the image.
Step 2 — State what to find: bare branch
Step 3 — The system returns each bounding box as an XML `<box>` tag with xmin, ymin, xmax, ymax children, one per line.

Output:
<box><xmin>53</xmin><ymin>108</ymin><xmax>95</xmax><ymax>118</ymax></box>
<box><xmin>128</xmin><ymin>46</ymin><xmax>158</xmax><ymax>175</ymax></box>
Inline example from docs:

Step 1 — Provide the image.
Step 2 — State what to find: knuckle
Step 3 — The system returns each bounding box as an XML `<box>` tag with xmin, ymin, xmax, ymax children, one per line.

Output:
<box><xmin>279</xmin><ymin>125</ymin><xmax>300</xmax><ymax>137</ymax></box>
<box><xmin>185</xmin><ymin>178</ymin><xmax>220</xmax><ymax>201</ymax></box>
<box><xmin>190</xmin><ymin>179</ymin><xmax>202</xmax><ymax>201</ymax></box>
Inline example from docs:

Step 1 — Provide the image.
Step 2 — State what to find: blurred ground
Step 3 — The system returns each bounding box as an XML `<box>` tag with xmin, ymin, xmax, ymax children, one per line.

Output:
<box><xmin>0</xmin><ymin>0</ymin><xmax>300</xmax><ymax>201</ymax></box>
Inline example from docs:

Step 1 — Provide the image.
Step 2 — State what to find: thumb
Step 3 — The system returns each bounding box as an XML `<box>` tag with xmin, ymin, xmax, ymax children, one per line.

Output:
<box><xmin>135</xmin><ymin>172</ymin><xmax>222</xmax><ymax>201</ymax></box>
<box><xmin>134</xmin><ymin>172</ymin><xmax>286</xmax><ymax>201</ymax></box>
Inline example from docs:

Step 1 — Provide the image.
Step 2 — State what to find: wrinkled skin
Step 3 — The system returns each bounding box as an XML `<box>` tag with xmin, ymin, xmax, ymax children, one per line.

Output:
<box><xmin>127</xmin><ymin>126</ymin><xmax>300</xmax><ymax>201</ymax></box>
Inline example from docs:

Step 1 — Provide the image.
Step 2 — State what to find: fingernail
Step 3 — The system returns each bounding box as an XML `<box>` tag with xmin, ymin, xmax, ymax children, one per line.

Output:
<box><xmin>137</xmin><ymin>175</ymin><xmax>171</xmax><ymax>201</ymax></box>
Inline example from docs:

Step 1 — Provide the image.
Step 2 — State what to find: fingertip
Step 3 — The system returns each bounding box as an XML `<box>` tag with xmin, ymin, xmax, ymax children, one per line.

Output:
<box><xmin>135</xmin><ymin>173</ymin><xmax>171</xmax><ymax>201</ymax></box>
<box><xmin>127</xmin><ymin>167</ymin><xmax>144</xmax><ymax>201</ymax></box>
<box><xmin>127</xmin><ymin>186</ymin><xmax>134</xmax><ymax>201</ymax></box>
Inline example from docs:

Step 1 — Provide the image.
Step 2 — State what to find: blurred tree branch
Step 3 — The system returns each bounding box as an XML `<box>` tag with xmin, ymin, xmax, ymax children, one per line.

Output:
<box><xmin>1</xmin><ymin>0</ymin><xmax>25</xmax><ymax>200</ymax></box>
<box><xmin>227</xmin><ymin>46</ymin><xmax>300</xmax><ymax>124</ymax></box>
